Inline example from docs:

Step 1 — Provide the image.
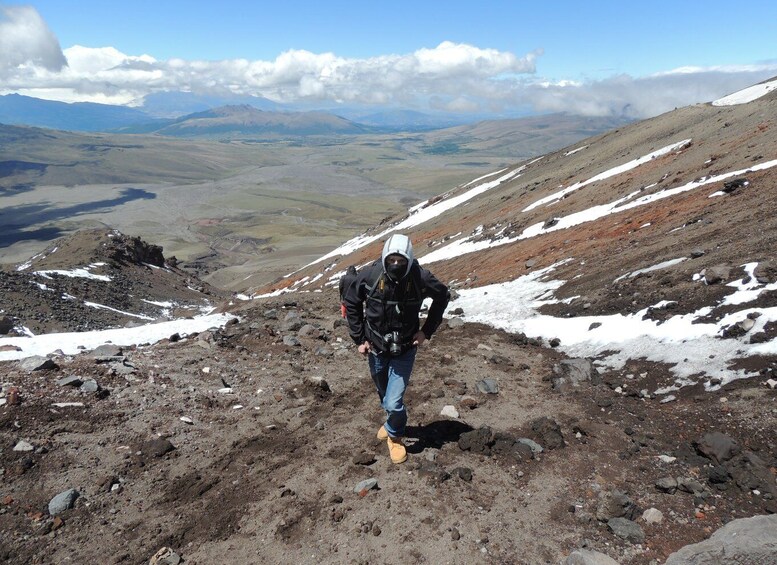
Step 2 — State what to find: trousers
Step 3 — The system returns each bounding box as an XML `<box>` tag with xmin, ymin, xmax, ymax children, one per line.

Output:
<box><xmin>367</xmin><ymin>347</ymin><xmax>417</xmax><ymax>437</ymax></box>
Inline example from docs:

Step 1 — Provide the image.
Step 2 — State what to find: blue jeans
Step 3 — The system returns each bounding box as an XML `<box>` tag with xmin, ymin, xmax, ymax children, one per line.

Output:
<box><xmin>368</xmin><ymin>347</ymin><xmax>417</xmax><ymax>438</ymax></box>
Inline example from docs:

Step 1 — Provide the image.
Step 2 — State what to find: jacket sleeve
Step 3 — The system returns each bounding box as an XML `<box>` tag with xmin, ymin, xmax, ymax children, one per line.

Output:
<box><xmin>419</xmin><ymin>267</ymin><xmax>450</xmax><ymax>339</ymax></box>
<box><xmin>343</xmin><ymin>268</ymin><xmax>369</xmax><ymax>345</ymax></box>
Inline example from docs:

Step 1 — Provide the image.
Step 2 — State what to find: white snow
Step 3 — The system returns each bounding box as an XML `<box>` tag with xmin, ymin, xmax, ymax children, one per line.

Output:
<box><xmin>523</xmin><ymin>139</ymin><xmax>692</xmax><ymax>212</ymax></box>
<box><xmin>712</xmin><ymin>79</ymin><xmax>777</xmax><ymax>106</ymax></box>
<box><xmin>35</xmin><ymin>266</ymin><xmax>112</xmax><ymax>282</ymax></box>
<box><xmin>0</xmin><ymin>313</ymin><xmax>235</xmax><ymax>361</ymax></box>
<box><xmin>301</xmin><ymin>165</ymin><xmax>528</xmax><ymax>269</ymax></box>
<box><xmin>84</xmin><ymin>301</ymin><xmax>155</xmax><ymax>320</ymax></box>
<box><xmin>614</xmin><ymin>257</ymin><xmax>687</xmax><ymax>282</ymax></box>
<box><xmin>564</xmin><ymin>146</ymin><xmax>588</xmax><ymax>157</ymax></box>
<box><xmin>450</xmin><ymin>261</ymin><xmax>777</xmax><ymax>392</ymax></box>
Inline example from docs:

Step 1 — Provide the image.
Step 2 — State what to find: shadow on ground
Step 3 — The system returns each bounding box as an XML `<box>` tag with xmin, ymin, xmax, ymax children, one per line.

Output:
<box><xmin>0</xmin><ymin>187</ymin><xmax>156</xmax><ymax>247</ymax></box>
<box><xmin>406</xmin><ymin>420</ymin><xmax>474</xmax><ymax>453</ymax></box>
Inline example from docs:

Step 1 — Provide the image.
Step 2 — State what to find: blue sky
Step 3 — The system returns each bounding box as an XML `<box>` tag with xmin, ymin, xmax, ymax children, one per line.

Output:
<box><xmin>2</xmin><ymin>1</ymin><xmax>776</xmax><ymax>117</ymax></box>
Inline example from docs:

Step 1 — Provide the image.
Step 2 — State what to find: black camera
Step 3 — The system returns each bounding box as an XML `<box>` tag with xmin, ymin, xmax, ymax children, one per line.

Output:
<box><xmin>383</xmin><ymin>331</ymin><xmax>402</xmax><ymax>356</ymax></box>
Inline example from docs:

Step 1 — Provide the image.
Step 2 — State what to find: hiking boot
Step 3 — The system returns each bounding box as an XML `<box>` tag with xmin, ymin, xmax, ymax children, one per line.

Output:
<box><xmin>387</xmin><ymin>435</ymin><xmax>407</xmax><ymax>464</ymax></box>
<box><xmin>376</xmin><ymin>425</ymin><xmax>388</xmax><ymax>441</ymax></box>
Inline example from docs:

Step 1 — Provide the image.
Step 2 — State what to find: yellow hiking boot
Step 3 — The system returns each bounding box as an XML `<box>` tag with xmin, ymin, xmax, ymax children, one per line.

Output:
<box><xmin>387</xmin><ymin>435</ymin><xmax>407</xmax><ymax>464</ymax></box>
<box><xmin>377</xmin><ymin>425</ymin><xmax>388</xmax><ymax>441</ymax></box>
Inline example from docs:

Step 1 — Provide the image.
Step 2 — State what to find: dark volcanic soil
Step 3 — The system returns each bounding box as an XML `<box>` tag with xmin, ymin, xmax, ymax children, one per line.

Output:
<box><xmin>1</xmin><ymin>289</ymin><xmax>775</xmax><ymax>564</ymax></box>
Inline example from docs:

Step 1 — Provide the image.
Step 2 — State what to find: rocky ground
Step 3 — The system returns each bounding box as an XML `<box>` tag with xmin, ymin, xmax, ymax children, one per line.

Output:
<box><xmin>0</xmin><ymin>229</ymin><xmax>224</xmax><ymax>335</ymax></box>
<box><xmin>1</xmin><ymin>289</ymin><xmax>775</xmax><ymax>564</ymax></box>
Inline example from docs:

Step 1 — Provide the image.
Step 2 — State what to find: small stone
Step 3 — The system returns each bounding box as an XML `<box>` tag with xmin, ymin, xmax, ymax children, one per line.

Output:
<box><xmin>282</xmin><ymin>335</ymin><xmax>300</xmax><ymax>347</ymax></box>
<box><xmin>79</xmin><ymin>379</ymin><xmax>100</xmax><ymax>393</ymax></box>
<box><xmin>454</xmin><ymin>467</ymin><xmax>473</xmax><ymax>482</ymax></box>
<box><xmin>353</xmin><ymin>478</ymin><xmax>378</xmax><ymax>494</ymax></box>
<box><xmin>91</xmin><ymin>344</ymin><xmax>122</xmax><ymax>357</ymax></box>
<box><xmin>179</xmin><ymin>416</ymin><xmax>194</xmax><ymax>425</ymax></box>
<box><xmin>475</xmin><ymin>379</ymin><xmax>499</xmax><ymax>394</ymax></box>
<box><xmin>642</xmin><ymin>508</ymin><xmax>663</xmax><ymax>524</ymax></box>
<box><xmin>372</xmin><ymin>524</ymin><xmax>381</xmax><ymax>536</ymax></box>
<box><xmin>459</xmin><ymin>396</ymin><xmax>478</xmax><ymax>410</ymax></box>
<box><xmin>19</xmin><ymin>356</ymin><xmax>58</xmax><ymax>372</ymax></box>
<box><xmin>304</xmin><ymin>376</ymin><xmax>331</xmax><ymax>392</ymax></box>
<box><xmin>13</xmin><ymin>440</ymin><xmax>35</xmax><ymax>452</ymax></box>
<box><xmin>607</xmin><ymin>517</ymin><xmax>645</xmax><ymax>544</ymax></box>
<box><xmin>143</xmin><ymin>438</ymin><xmax>175</xmax><ymax>458</ymax></box>
<box><xmin>656</xmin><ymin>477</ymin><xmax>678</xmax><ymax>494</ymax></box>
<box><xmin>517</xmin><ymin>438</ymin><xmax>543</xmax><ymax>455</ymax></box>
<box><xmin>451</xmin><ymin>527</ymin><xmax>461</xmax><ymax>541</ymax></box>
<box><xmin>440</xmin><ymin>405</ymin><xmax>459</xmax><ymax>418</ymax></box>
<box><xmin>56</xmin><ymin>376</ymin><xmax>83</xmax><ymax>387</ymax></box>
<box><xmin>149</xmin><ymin>546</ymin><xmax>182</xmax><ymax>565</ymax></box>
<box><xmin>48</xmin><ymin>489</ymin><xmax>79</xmax><ymax>516</ymax></box>
<box><xmin>660</xmin><ymin>395</ymin><xmax>676</xmax><ymax>404</ymax></box>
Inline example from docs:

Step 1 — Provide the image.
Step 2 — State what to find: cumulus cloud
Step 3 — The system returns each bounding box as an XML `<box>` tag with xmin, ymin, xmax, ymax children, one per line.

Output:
<box><xmin>0</xmin><ymin>4</ymin><xmax>66</xmax><ymax>72</ymax></box>
<box><xmin>2</xmin><ymin>6</ymin><xmax>776</xmax><ymax>118</ymax></box>
<box><xmin>518</xmin><ymin>67</ymin><xmax>777</xmax><ymax>118</ymax></box>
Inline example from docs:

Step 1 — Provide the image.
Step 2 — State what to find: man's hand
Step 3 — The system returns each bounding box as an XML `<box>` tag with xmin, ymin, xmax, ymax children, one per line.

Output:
<box><xmin>358</xmin><ymin>341</ymin><xmax>371</xmax><ymax>355</ymax></box>
<box><xmin>412</xmin><ymin>331</ymin><xmax>427</xmax><ymax>347</ymax></box>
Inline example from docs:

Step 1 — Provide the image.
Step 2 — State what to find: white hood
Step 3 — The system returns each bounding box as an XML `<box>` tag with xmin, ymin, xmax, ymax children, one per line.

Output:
<box><xmin>381</xmin><ymin>234</ymin><xmax>414</xmax><ymax>279</ymax></box>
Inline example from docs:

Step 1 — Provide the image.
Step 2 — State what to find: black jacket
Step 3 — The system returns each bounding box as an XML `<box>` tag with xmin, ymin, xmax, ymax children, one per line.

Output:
<box><xmin>344</xmin><ymin>260</ymin><xmax>449</xmax><ymax>354</ymax></box>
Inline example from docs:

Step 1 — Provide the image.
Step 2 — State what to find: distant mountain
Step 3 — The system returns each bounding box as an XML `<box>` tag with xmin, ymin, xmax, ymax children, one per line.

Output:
<box><xmin>144</xmin><ymin>105</ymin><xmax>375</xmax><ymax>138</ymax></box>
<box><xmin>0</xmin><ymin>94</ymin><xmax>159</xmax><ymax>132</ymax></box>
<box><xmin>138</xmin><ymin>91</ymin><xmax>282</xmax><ymax>118</ymax></box>
<box><xmin>353</xmin><ymin>109</ymin><xmax>466</xmax><ymax>130</ymax></box>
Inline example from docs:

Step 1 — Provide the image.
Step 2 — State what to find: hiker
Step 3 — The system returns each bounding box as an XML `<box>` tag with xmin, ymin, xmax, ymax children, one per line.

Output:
<box><xmin>344</xmin><ymin>233</ymin><xmax>449</xmax><ymax>464</ymax></box>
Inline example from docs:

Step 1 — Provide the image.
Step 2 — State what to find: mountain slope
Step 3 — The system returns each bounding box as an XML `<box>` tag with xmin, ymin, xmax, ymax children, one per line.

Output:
<box><xmin>132</xmin><ymin>105</ymin><xmax>374</xmax><ymax>138</ymax></box>
<box><xmin>0</xmin><ymin>94</ymin><xmax>158</xmax><ymax>132</ymax></box>
<box><xmin>258</xmin><ymin>78</ymin><xmax>777</xmax><ymax>394</ymax></box>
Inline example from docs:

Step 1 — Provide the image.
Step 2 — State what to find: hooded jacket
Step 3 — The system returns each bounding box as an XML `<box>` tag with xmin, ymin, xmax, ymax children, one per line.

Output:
<box><xmin>344</xmin><ymin>234</ymin><xmax>449</xmax><ymax>354</ymax></box>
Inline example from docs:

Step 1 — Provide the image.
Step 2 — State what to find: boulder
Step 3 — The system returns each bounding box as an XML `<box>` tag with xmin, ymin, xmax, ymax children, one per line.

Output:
<box><xmin>0</xmin><ymin>316</ymin><xmax>14</xmax><ymax>334</ymax></box>
<box><xmin>531</xmin><ymin>417</ymin><xmax>565</xmax><ymax>450</ymax></box>
<box><xmin>665</xmin><ymin>514</ymin><xmax>777</xmax><ymax>564</ymax></box>
<box><xmin>607</xmin><ymin>518</ymin><xmax>644</xmax><ymax>544</ymax></box>
<box><xmin>596</xmin><ymin>490</ymin><xmax>637</xmax><ymax>522</ymax></box>
<box><xmin>551</xmin><ymin>358</ymin><xmax>598</xmax><ymax>391</ymax></box>
<box><xmin>753</xmin><ymin>260</ymin><xmax>777</xmax><ymax>284</ymax></box>
<box><xmin>19</xmin><ymin>356</ymin><xmax>58</xmax><ymax>372</ymax></box>
<box><xmin>48</xmin><ymin>489</ymin><xmax>79</xmax><ymax>516</ymax></box>
<box><xmin>694</xmin><ymin>432</ymin><xmax>740</xmax><ymax>464</ymax></box>
<box><xmin>90</xmin><ymin>344</ymin><xmax>123</xmax><ymax>357</ymax></box>
<box><xmin>703</xmin><ymin>264</ymin><xmax>731</xmax><ymax>285</ymax></box>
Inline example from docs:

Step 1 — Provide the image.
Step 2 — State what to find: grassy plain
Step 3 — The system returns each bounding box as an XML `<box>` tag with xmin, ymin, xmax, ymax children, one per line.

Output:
<box><xmin>0</xmin><ymin>115</ymin><xmax>627</xmax><ymax>289</ymax></box>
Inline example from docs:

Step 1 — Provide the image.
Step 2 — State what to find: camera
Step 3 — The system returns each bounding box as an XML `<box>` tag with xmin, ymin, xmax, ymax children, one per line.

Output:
<box><xmin>383</xmin><ymin>331</ymin><xmax>402</xmax><ymax>356</ymax></box>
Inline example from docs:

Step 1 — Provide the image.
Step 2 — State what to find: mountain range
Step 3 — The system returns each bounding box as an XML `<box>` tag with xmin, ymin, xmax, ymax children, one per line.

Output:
<box><xmin>0</xmin><ymin>92</ymin><xmax>495</xmax><ymax>134</ymax></box>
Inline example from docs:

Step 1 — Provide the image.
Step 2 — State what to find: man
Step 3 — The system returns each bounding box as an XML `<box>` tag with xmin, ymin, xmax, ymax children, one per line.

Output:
<box><xmin>344</xmin><ymin>233</ymin><xmax>449</xmax><ymax>464</ymax></box>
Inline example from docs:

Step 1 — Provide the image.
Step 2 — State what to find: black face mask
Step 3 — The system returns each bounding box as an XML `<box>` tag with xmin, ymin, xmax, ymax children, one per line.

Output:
<box><xmin>386</xmin><ymin>262</ymin><xmax>407</xmax><ymax>280</ymax></box>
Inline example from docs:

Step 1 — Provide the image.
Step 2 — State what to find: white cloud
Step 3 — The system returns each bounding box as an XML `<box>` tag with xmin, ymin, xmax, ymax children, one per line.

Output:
<box><xmin>519</xmin><ymin>68</ymin><xmax>777</xmax><ymax>118</ymax></box>
<box><xmin>0</xmin><ymin>5</ymin><xmax>67</xmax><ymax>72</ymax></box>
<box><xmin>2</xmin><ymin>6</ymin><xmax>776</xmax><ymax>118</ymax></box>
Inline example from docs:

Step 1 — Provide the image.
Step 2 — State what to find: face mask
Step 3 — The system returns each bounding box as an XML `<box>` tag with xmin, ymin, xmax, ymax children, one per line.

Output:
<box><xmin>386</xmin><ymin>262</ymin><xmax>406</xmax><ymax>280</ymax></box>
